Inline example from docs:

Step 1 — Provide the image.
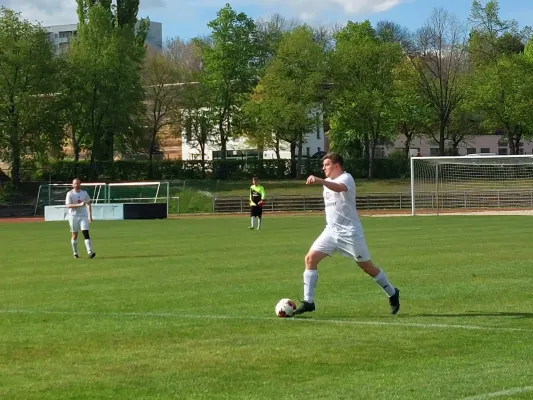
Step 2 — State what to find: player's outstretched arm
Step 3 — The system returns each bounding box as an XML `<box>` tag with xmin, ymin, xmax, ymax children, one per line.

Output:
<box><xmin>306</xmin><ymin>175</ymin><xmax>347</xmax><ymax>193</ymax></box>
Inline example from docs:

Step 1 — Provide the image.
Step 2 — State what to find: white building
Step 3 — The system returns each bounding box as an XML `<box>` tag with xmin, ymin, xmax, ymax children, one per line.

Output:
<box><xmin>45</xmin><ymin>21</ymin><xmax>163</xmax><ymax>54</ymax></box>
<box><xmin>180</xmin><ymin>111</ymin><xmax>328</xmax><ymax>160</ymax></box>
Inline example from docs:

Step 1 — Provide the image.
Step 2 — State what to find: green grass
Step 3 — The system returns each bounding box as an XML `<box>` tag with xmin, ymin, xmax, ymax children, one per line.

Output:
<box><xmin>1</xmin><ymin>215</ymin><xmax>533</xmax><ymax>399</ymax></box>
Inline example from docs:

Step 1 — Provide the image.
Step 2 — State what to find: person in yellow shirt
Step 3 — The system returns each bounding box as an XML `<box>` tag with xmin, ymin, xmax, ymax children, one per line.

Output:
<box><xmin>249</xmin><ymin>176</ymin><xmax>266</xmax><ymax>230</ymax></box>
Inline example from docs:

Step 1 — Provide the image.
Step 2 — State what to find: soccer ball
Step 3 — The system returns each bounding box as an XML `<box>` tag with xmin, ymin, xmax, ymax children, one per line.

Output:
<box><xmin>275</xmin><ymin>298</ymin><xmax>297</xmax><ymax>318</ymax></box>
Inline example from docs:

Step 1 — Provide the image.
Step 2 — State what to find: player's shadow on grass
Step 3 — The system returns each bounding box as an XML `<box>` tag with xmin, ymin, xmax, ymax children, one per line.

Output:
<box><xmin>412</xmin><ymin>312</ymin><xmax>533</xmax><ymax>319</ymax></box>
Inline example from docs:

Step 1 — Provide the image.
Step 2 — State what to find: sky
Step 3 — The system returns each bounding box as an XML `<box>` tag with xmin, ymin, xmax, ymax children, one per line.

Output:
<box><xmin>3</xmin><ymin>0</ymin><xmax>533</xmax><ymax>41</ymax></box>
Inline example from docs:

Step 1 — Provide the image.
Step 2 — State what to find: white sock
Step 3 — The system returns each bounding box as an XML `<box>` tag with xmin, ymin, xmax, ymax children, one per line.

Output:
<box><xmin>71</xmin><ymin>240</ymin><xmax>78</xmax><ymax>255</ymax></box>
<box><xmin>84</xmin><ymin>239</ymin><xmax>92</xmax><ymax>254</ymax></box>
<box><xmin>257</xmin><ymin>218</ymin><xmax>261</xmax><ymax>229</ymax></box>
<box><xmin>373</xmin><ymin>268</ymin><xmax>396</xmax><ymax>297</ymax></box>
<box><xmin>250</xmin><ymin>217</ymin><xmax>254</xmax><ymax>227</ymax></box>
<box><xmin>303</xmin><ymin>270</ymin><xmax>318</xmax><ymax>303</ymax></box>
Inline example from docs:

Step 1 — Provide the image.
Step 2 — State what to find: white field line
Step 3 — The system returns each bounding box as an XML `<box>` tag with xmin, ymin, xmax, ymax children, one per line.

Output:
<box><xmin>0</xmin><ymin>309</ymin><xmax>529</xmax><ymax>333</ymax></box>
<box><xmin>461</xmin><ymin>386</ymin><xmax>533</xmax><ymax>399</ymax></box>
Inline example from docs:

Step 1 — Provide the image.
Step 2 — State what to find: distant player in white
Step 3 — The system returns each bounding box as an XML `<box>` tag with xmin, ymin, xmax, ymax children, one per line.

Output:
<box><xmin>293</xmin><ymin>152</ymin><xmax>400</xmax><ymax>315</ymax></box>
<box><xmin>65</xmin><ymin>178</ymin><xmax>96</xmax><ymax>259</ymax></box>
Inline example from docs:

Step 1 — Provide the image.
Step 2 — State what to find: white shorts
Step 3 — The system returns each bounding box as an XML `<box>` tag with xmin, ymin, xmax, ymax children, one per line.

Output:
<box><xmin>310</xmin><ymin>230</ymin><xmax>371</xmax><ymax>262</ymax></box>
<box><xmin>69</xmin><ymin>216</ymin><xmax>89</xmax><ymax>232</ymax></box>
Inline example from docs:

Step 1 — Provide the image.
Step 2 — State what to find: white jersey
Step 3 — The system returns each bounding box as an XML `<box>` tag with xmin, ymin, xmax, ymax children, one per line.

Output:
<box><xmin>323</xmin><ymin>172</ymin><xmax>363</xmax><ymax>237</ymax></box>
<box><xmin>65</xmin><ymin>189</ymin><xmax>91</xmax><ymax>218</ymax></box>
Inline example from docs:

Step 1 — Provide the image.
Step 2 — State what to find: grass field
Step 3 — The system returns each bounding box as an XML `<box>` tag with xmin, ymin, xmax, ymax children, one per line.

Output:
<box><xmin>2</xmin><ymin>215</ymin><xmax>533</xmax><ymax>399</ymax></box>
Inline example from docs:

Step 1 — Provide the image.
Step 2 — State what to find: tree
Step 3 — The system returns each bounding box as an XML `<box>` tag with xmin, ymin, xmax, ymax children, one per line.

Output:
<box><xmin>0</xmin><ymin>8</ymin><xmax>64</xmax><ymax>186</ymax></box>
<box><xmin>376</xmin><ymin>20</ymin><xmax>413</xmax><ymax>51</ymax></box>
<box><xmin>194</xmin><ymin>4</ymin><xmax>261</xmax><ymax>160</ymax></box>
<box><xmin>245</xmin><ymin>25</ymin><xmax>327</xmax><ymax>177</ymax></box>
<box><xmin>141</xmin><ymin>52</ymin><xmax>187</xmax><ymax>166</ymax></box>
<box><xmin>179</xmin><ymin>83</ymin><xmax>214</xmax><ymax>174</ymax></box>
<box><xmin>165</xmin><ymin>36</ymin><xmax>203</xmax><ymax>76</ymax></box>
<box><xmin>464</xmin><ymin>53</ymin><xmax>533</xmax><ymax>153</ymax></box>
<box><xmin>468</xmin><ymin>0</ymin><xmax>528</xmax><ymax>66</ymax></box>
<box><xmin>68</xmin><ymin>1</ymin><xmax>147</xmax><ymax>163</ymax></box>
<box><xmin>391</xmin><ymin>60</ymin><xmax>433</xmax><ymax>157</ymax></box>
<box><xmin>409</xmin><ymin>8</ymin><xmax>468</xmax><ymax>156</ymax></box>
<box><xmin>329</xmin><ymin>21</ymin><xmax>403</xmax><ymax>178</ymax></box>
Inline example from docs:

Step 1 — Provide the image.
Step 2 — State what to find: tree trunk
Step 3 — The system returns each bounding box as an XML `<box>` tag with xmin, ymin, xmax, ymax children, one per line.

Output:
<box><xmin>368</xmin><ymin>138</ymin><xmax>377</xmax><ymax>179</ymax></box>
<box><xmin>363</xmin><ymin>133</ymin><xmax>370</xmax><ymax>161</ymax></box>
<box><xmin>275</xmin><ymin>135</ymin><xmax>281</xmax><ymax>160</ymax></box>
<box><xmin>10</xmin><ymin>141</ymin><xmax>21</xmax><ymax>188</ymax></box>
<box><xmin>290</xmin><ymin>141</ymin><xmax>297</xmax><ymax>178</ymax></box>
<box><xmin>402</xmin><ymin>123</ymin><xmax>412</xmax><ymax>158</ymax></box>
<box><xmin>296</xmin><ymin>137</ymin><xmax>303</xmax><ymax>179</ymax></box>
<box><xmin>200</xmin><ymin>143</ymin><xmax>206</xmax><ymax>179</ymax></box>
<box><xmin>439</xmin><ymin>116</ymin><xmax>446</xmax><ymax>156</ymax></box>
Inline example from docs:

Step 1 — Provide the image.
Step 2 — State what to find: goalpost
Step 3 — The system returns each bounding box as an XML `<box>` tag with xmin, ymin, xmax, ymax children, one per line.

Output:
<box><xmin>106</xmin><ymin>182</ymin><xmax>170</xmax><ymax>215</ymax></box>
<box><xmin>35</xmin><ymin>181</ymin><xmax>170</xmax><ymax>216</ymax></box>
<box><xmin>34</xmin><ymin>182</ymin><xmax>107</xmax><ymax>215</ymax></box>
<box><xmin>410</xmin><ymin>155</ymin><xmax>533</xmax><ymax>216</ymax></box>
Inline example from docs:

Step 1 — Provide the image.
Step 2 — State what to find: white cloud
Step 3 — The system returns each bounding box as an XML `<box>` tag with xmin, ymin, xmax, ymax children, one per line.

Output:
<box><xmin>2</xmin><ymin>0</ymin><xmax>406</xmax><ymax>31</ymax></box>
<box><xmin>2</xmin><ymin>0</ymin><xmax>166</xmax><ymax>26</ymax></box>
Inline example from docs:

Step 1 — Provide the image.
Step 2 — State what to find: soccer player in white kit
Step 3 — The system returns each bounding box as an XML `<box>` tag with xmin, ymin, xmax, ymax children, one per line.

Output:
<box><xmin>294</xmin><ymin>152</ymin><xmax>400</xmax><ymax>315</ymax></box>
<box><xmin>65</xmin><ymin>178</ymin><xmax>96</xmax><ymax>259</ymax></box>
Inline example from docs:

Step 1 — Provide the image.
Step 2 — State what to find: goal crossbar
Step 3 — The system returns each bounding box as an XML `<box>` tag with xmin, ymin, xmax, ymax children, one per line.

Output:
<box><xmin>410</xmin><ymin>155</ymin><xmax>533</xmax><ymax>215</ymax></box>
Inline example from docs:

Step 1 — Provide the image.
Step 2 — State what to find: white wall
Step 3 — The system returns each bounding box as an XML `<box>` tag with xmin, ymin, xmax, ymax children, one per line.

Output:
<box><xmin>181</xmin><ymin>108</ymin><xmax>326</xmax><ymax>160</ymax></box>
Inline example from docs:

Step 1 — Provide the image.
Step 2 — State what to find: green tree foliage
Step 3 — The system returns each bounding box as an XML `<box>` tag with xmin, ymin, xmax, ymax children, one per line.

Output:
<box><xmin>67</xmin><ymin>1</ymin><xmax>147</xmax><ymax>164</ymax></box>
<box><xmin>329</xmin><ymin>21</ymin><xmax>403</xmax><ymax>178</ymax></box>
<box><xmin>194</xmin><ymin>4</ymin><xmax>261</xmax><ymax>160</ymax></box>
<box><xmin>468</xmin><ymin>1</ymin><xmax>529</xmax><ymax>66</ymax></box>
<box><xmin>391</xmin><ymin>60</ymin><xmax>434</xmax><ymax>157</ymax></box>
<box><xmin>464</xmin><ymin>53</ymin><xmax>533</xmax><ymax>153</ymax></box>
<box><xmin>0</xmin><ymin>8</ymin><xmax>64</xmax><ymax>186</ymax></box>
<box><xmin>244</xmin><ymin>25</ymin><xmax>327</xmax><ymax>177</ymax></box>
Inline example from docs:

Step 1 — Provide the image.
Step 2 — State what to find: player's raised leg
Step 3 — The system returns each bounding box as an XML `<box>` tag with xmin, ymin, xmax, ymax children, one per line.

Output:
<box><xmin>339</xmin><ymin>235</ymin><xmax>400</xmax><ymax>314</ymax></box>
<box><xmin>357</xmin><ymin>259</ymin><xmax>400</xmax><ymax>314</ymax></box>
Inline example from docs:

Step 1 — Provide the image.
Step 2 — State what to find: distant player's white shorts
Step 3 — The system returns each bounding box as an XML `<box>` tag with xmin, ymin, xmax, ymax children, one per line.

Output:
<box><xmin>310</xmin><ymin>230</ymin><xmax>371</xmax><ymax>262</ymax></box>
<box><xmin>69</xmin><ymin>216</ymin><xmax>89</xmax><ymax>232</ymax></box>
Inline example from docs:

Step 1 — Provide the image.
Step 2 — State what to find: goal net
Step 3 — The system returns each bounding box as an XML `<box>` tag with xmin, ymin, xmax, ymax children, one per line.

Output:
<box><xmin>34</xmin><ymin>182</ymin><xmax>107</xmax><ymax>215</ymax></box>
<box><xmin>106</xmin><ymin>182</ymin><xmax>169</xmax><ymax>206</ymax></box>
<box><xmin>35</xmin><ymin>181</ymin><xmax>170</xmax><ymax>216</ymax></box>
<box><xmin>410</xmin><ymin>155</ymin><xmax>533</xmax><ymax>215</ymax></box>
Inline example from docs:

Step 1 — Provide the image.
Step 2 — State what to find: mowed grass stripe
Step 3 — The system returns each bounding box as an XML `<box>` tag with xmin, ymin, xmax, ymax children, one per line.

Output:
<box><xmin>1</xmin><ymin>215</ymin><xmax>533</xmax><ymax>399</ymax></box>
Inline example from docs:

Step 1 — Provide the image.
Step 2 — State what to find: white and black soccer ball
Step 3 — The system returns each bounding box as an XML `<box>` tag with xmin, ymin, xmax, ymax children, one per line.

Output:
<box><xmin>275</xmin><ymin>298</ymin><xmax>297</xmax><ymax>318</ymax></box>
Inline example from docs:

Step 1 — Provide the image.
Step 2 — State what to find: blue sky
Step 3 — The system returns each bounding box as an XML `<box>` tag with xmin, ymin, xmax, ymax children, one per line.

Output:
<box><xmin>8</xmin><ymin>0</ymin><xmax>533</xmax><ymax>42</ymax></box>
<box><xmin>144</xmin><ymin>0</ymin><xmax>533</xmax><ymax>41</ymax></box>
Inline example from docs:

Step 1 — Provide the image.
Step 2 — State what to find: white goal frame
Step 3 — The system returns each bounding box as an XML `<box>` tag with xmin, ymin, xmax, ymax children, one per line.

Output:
<box><xmin>34</xmin><ymin>182</ymin><xmax>107</xmax><ymax>215</ymax></box>
<box><xmin>35</xmin><ymin>181</ymin><xmax>170</xmax><ymax>216</ymax></box>
<box><xmin>410</xmin><ymin>154</ymin><xmax>533</xmax><ymax>216</ymax></box>
<box><xmin>106</xmin><ymin>181</ymin><xmax>170</xmax><ymax>216</ymax></box>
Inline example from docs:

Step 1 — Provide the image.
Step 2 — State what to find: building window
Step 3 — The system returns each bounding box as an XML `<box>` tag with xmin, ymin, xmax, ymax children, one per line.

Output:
<box><xmin>497</xmin><ymin>137</ymin><xmax>508</xmax><ymax>146</ymax></box>
<box><xmin>430</xmin><ymin>148</ymin><xmax>439</xmax><ymax>156</ymax></box>
<box><xmin>480</xmin><ymin>148</ymin><xmax>491</xmax><ymax>153</ymax></box>
<box><xmin>316</xmin><ymin>118</ymin><xmax>321</xmax><ymax>140</ymax></box>
<box><xmin>498</xmin><ymin>148</ymin><xmax>508</xmax><ymax>155</ymax></box>
<box><xmin>466</xmin><ymin>148</ymin><xmax>476</xmax><ymax>154</ymax></box>
<box><xmin>306</xmin><ymin>147</ymin><xmax>310</xmax><ymax>157</ymax></box>
<box><xmin>317</xmin><ymin>147</ymin><xmax>321</xmax><ymax>153</ymax></box>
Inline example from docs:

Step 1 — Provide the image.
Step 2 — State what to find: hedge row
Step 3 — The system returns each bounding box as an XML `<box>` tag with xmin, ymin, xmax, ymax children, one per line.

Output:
<box><xmin>25</xmin><ymin>158</ymin><xmax>410</xmax><ymax>182</ymax></box>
